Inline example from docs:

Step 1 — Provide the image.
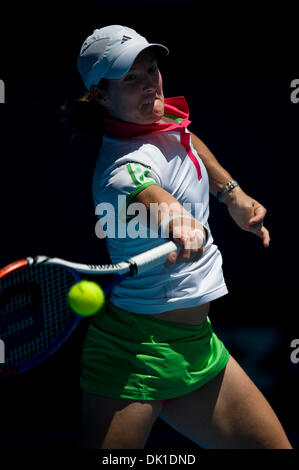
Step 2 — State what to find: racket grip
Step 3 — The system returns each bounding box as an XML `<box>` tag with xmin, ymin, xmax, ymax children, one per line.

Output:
<box><xmin>128</xmin><ymin>241</ymin><xmax>179</xmax><ymax>275</ymax></box>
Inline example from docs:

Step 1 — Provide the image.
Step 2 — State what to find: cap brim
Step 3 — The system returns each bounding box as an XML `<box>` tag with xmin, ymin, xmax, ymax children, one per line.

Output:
<box><xmin>105</xmin><ymin>42</ymin><xmax>169</xmax><ymax>79</ymax></box>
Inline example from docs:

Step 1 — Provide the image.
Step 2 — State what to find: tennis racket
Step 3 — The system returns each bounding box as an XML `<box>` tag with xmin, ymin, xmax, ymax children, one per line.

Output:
<box><xmin>0</xmin><ymin>241</ymin><xmax>178</xmax><ymax>377</ymax></box>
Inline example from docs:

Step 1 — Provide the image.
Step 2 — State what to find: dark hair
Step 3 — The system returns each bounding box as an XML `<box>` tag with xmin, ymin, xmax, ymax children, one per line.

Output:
<box><xmin>59</xmin><ymin>79</ymin><xmax>109</xmax><ymax>143</ymax></box>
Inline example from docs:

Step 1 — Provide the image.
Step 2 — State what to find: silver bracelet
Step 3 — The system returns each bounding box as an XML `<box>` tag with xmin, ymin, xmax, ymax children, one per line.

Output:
<box><xmin>217</xmin><ymin>180</ymin><xmax>239</xmax><ymax>203</ymax></box>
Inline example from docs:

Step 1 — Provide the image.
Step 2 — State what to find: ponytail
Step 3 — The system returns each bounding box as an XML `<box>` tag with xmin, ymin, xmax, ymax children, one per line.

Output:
<box><xmin>60</xmin><ymin>79</ymin><xmax>109</xmax><ymax>143</ymax></box>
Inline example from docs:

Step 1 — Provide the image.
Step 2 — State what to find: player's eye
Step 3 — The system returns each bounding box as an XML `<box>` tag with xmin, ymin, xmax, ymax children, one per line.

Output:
<box><xmin>149</xmin><ymin>65</ymin><xmax>158</xmax><ymax>74</ymax></box>
<box><xmin>124</xmin><ymin>73</ymin><xmax>137</xmax><ymax>82</ymax></box>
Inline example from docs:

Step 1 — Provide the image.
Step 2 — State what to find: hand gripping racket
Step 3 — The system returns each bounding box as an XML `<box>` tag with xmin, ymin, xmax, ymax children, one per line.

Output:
<box><xmin>0</xmin><ymin>241</ymin><xmax>178</xmax><ymax>377</ymax></box>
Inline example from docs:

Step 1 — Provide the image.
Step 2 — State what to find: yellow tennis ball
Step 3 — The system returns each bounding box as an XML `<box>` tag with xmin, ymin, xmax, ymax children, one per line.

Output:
<box><xmin>68</xmin><ymin>280</ymin><xmax>105</xmax><ymax>316</ymax></box>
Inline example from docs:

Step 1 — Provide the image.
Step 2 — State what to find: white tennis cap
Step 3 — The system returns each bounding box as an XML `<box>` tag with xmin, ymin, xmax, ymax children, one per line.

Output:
<box><xmin>77</xmin><ymin>25</ymin><xmax>169</xmax><ymax>90</ymax></box>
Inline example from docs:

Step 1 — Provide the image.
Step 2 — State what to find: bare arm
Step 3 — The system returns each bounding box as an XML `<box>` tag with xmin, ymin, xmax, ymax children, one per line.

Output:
<box><xmin>132</xmin><ymin>184</ymin><xmax>207</xmax><ymax>263</ymax></box>
<box><xmin>189</xmin><ymin>131</ymin><xmax>236</xmax><ymax>198</ymax></box>
<box><xmin>189</xmin><ymin>131</ymin><xmax>270</xmax><ymax>247</ymax></box>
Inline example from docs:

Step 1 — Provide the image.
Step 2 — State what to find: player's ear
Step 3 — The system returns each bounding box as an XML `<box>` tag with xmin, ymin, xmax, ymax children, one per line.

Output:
<box><xmin>90</xmin><ymin>85</ymin><xmax>109</xmax><ymax>108</ymax></box>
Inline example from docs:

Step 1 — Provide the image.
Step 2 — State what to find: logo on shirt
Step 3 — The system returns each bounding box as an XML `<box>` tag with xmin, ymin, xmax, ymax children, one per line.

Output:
<box><xmin>121</xmin><ymin>35</ymin><xmax>132</xmax><ymax>44</ymax></box>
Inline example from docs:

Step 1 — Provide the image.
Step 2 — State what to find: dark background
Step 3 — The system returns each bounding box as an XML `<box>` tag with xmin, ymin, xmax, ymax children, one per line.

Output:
<box><xmin>0</xmin><ymin>0</ymin><xmax>298</xmax><ymax>453</ymax></box>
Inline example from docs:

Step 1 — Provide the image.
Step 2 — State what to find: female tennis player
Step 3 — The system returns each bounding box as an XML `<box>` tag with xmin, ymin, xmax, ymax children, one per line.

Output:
<box><xmin>68</xmin><ymin>25</ymin><xmax>292</xmax><ymax>449</ymax></box>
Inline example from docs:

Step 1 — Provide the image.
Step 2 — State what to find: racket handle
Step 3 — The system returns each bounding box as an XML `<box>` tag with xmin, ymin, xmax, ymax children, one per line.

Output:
<box><xmin>128</xmin><ymin>240</ymin><xmax>179</xmax><ymax>275</ymax></box>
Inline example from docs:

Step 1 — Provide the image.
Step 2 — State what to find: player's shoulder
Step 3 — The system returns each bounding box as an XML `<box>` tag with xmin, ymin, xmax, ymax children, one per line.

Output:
<box><xmin>98</xmin><ymin>137</ymin><xmax>165</xmax><ymax>175</ymax></box>
<box><xmin>102</xmin><ymin>135</ymin><xmax>163</xmax><ymax>158</ymax></box>
<box><xmin>92</xmin><ymin>140</ymin><xmax>162</xmax><ymax>196</ymax></box>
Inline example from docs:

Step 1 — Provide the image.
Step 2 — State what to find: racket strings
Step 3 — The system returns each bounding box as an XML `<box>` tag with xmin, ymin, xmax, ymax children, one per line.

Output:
<box><xmin>0</xmin><ymin>264</ymin><xmax>76</xmax><ymax>369</ymax></box>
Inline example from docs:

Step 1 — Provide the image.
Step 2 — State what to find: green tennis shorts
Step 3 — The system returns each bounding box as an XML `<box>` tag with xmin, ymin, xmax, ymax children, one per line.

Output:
<box><xmin>80</xmin><ymin>300</ymin><xmax>229</xmax><ymax>401</ymax></box>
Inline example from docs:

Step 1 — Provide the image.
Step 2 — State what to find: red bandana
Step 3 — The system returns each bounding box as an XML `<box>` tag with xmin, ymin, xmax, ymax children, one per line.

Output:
<box><xmin>103</xmin><ymin>96</ymin><xmax>191</xmax><ymax>139</ymax></box>
<box><xmin>102</xmin><ymin>96</ymin><xmax>201</xmax><ymax>180</ymax></box>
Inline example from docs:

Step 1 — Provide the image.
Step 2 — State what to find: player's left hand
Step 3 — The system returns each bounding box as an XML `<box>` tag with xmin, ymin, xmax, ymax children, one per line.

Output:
<box><xmin>223</xmin><ymin>187</ymin><xmax>271</xmax><ymax>248</ymax></box>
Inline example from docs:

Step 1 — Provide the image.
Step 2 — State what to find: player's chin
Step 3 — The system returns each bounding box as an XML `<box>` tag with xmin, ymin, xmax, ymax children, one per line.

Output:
<box><xmin>143</xmin><ymin>109</ymin><xmax>164</xmax><ymax>124</ymax></box>
<box><xmin>140</xmin><ymin>101</ymin><xmax>164</xmax><ymax>123</ymax></box>
<box><xmin>153</xmin><ymin>100</ymin><xmax>164</xmax><ymax>117</ymax></box>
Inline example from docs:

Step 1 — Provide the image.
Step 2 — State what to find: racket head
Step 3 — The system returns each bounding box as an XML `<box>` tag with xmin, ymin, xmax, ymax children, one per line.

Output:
<box><xmin>0</xmin><ymin>259</ymin><xmax>82</xmax><ymax>377</ymax></box>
